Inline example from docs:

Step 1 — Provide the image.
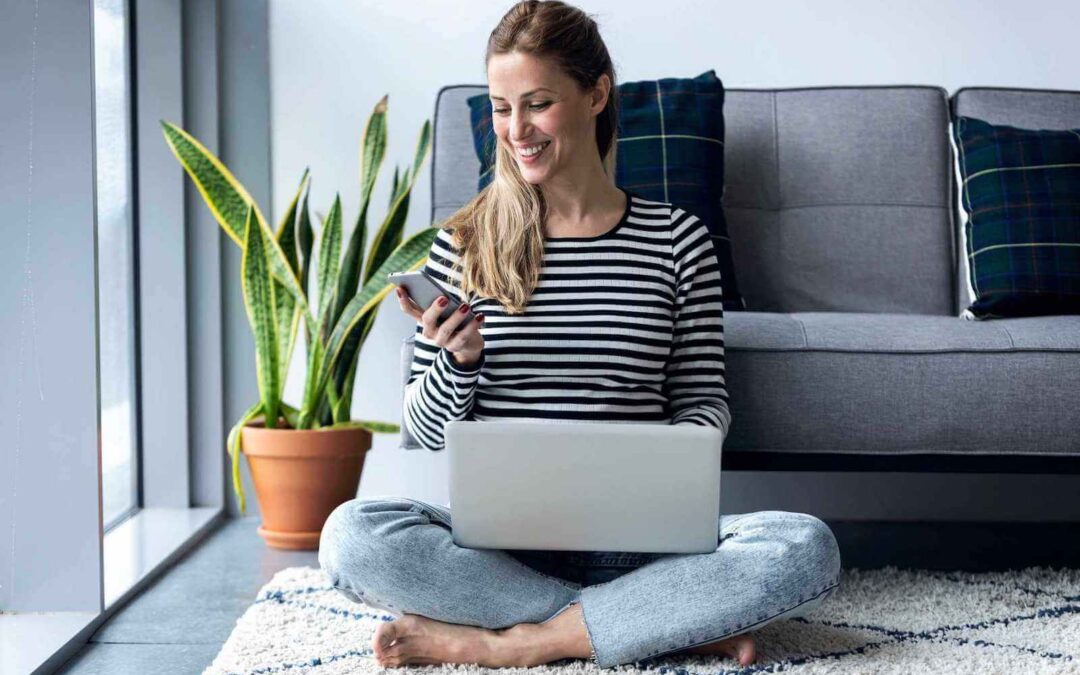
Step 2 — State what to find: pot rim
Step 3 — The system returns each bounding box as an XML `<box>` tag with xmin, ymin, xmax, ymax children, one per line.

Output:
<box><xmin>245</xmin><ymin>417</ymin><xmax>375</xmax><ymax>435</ymax></box>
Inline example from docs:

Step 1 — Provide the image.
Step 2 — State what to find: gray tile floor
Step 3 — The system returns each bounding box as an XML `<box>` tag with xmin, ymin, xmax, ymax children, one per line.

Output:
<box><xmin>55</xmin><ymin>517</ymin><xmax>318</xmax><ymax>675</ymax></box>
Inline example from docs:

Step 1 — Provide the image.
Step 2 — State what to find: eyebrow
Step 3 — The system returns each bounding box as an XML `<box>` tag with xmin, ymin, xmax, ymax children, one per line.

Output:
<box><xmin>489</xmin><ymin>87</ymin><xmax>556</xmax><ymax>101</ymax></box>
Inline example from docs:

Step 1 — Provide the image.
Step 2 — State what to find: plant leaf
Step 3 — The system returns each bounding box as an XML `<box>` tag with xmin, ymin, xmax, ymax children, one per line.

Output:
<box><xmin>297</xmin><ymin>187</ymin><xmax>315</xmax><ymax>349</ymax></box>
<box><xmin>330</xmin><ymin>303</ymin><xmax>380</xmax><ymax>424</ymax></box>
<box><xmin>226</xmin><ymin>401</ymin><xmax>263</xmax><ymax>516</ymax></box>
<box><xmin>395</xmin><ymin>167</ymin><xmax>411</xmax><ymax>202</ymax></box>
<box><xmin>161</xmin><ymin>122</ymin><xmax>329</xmax><ymax>433</ymax></box>
<box><xmin>280</xmin><ymin>401</ymin><xmax>300</xmax><ymax>430</ymax></box>
<box><xmin>362</xmin><ymin>120</ymin><xmax>431</xmax><ymax>287</ymax></box>
<box><xmin>331</xmin><ymin>335</ymin><xmax>363</xmax><ymax>423</ymax></box>
<box><xmin>313</xmin><ymin>227</ymin><xmax>439</xmax><ymax>408</ymax></box>
<box><xmin>316</xmin><ymin>194</ymin><xmax>344</xmax><ymax>345</ymax></box>
<box><xmin>408</xmin><ymin>119</ymin><xmax>431</xmax><ymax>184</ymax></box>
<box><xmin>273</xmin><ymin>169</ymin><xmax>310</xmax><ymax>388</ymax></box>
<box><xmin>330</xmin><ymin>200</ymin><xmax>368</xmax><ymax>357</ymax></box>
<box><xmin>241</xmin><ymin>204</ymin><xmax>281</xmax><ymax>429</ymax></box>
<box><xmin>160</xmin><ymin>120</ymin><xmax>316</xmax><ymax>333</ymax></box>
<box><xmin>360</xmin><ymin>94</ymin><xmax>388</xmax><ymax>208</ymax></box>
<box><xmin>159</xmin><ymin>120</ymin><xmax>257</xmax><ymax>247</ymax></box>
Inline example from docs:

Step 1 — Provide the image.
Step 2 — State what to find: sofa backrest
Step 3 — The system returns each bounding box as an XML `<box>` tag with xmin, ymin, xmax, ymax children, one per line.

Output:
<box><xmin>950</xmin><ymin>87</ymin><xmax>1080</xmax><ymax>313</ymax></box>
<box><xmin>723</xmin><ymin>87</ymin><xmax>954</xmax><ymax>315</ymax></box>
<box><xmin>430</xmin><ymin>84</ymin><xmax>957</xmax><ymax>315</ymax></box>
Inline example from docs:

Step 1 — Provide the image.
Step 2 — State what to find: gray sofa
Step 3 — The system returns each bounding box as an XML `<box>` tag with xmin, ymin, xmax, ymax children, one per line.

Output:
<box><xmin>400</xmin><ymin>84</ymin><xmax>1080</xmax><ymax>472</ymax></box>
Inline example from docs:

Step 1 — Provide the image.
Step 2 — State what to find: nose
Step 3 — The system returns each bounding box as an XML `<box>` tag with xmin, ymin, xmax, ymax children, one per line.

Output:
<box><xmin>509</xmin><ymin>108</ymin><xmax>532</xmax><ymax>144</ymax></box>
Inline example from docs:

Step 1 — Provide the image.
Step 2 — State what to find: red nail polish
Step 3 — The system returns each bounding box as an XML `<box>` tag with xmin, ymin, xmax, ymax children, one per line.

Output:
<box><xmin>477</xmin><ymin>314</ymin><xmax>485</xmax><ymax>322</ymax></box>
<box><xmin>458</xmin><ymin>303</ymin><xmax>468</xmax><ymax>314</ymax></box>
<box><xmin>438</xmin><ymin>296</ymin><xmax>448</xmax><ymax>306</ymax></box>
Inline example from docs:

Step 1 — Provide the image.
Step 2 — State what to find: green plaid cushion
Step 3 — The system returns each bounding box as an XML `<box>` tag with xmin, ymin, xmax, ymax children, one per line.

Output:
<box><xmin>466</xmin><ymin>70</ymin><xmax>746</xmax><ymax>311</ymax></box>
<box><xmin>953</xmin><ymin>116</ymin><xmax>1080</xmax><ymax>319</ymax></box>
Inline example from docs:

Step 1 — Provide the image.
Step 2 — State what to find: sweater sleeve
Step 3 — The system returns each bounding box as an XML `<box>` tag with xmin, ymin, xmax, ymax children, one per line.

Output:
<box><xmin>663</xmin><ymin>207</ymin><xmax>732</xmax><ymax>437</ymax></box>
<box><xmin>402</xmin><ymin>227</ymin><xmax>485</xmax><ymax>452</ymax></box>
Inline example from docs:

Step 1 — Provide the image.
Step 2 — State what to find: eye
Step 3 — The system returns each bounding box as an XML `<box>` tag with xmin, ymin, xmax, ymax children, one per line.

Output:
<box><xmin>492</xmin><ymin>102</ymin><xmax>551</xmax><ymax>115</ymax></box>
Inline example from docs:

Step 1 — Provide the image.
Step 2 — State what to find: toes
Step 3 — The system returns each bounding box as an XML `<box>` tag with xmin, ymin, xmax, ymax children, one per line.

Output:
<box><xmin>373</xmin><ymin>622</ymin><xmax>401</xmax><ymax>656</ymax></box>
<box><xmin>736</xmin><ymin>636</ymin><xmax>756</xmax><ymax>665</ymax></box>
<box><xmin>375</xmin><ymin>645</ymin><xmax>404</xmax><ymax>668</ymax></box>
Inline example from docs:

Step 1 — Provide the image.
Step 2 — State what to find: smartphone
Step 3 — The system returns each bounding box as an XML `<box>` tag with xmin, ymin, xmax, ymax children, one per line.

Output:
<box><xmin>387</xmin><ymin>270</ymin><xmax>475</xmax><ymax>329</ymax></box>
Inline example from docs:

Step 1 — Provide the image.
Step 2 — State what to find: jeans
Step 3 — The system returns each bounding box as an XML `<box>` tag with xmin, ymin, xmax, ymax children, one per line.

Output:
<box><xmin>318</xmin><ymin>496</ymin><xmax>842</xmax><ymax>669</ymax></box>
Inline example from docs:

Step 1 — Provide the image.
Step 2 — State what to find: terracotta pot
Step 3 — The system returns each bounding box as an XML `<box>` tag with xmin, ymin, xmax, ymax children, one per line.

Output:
<box><xmin>241</xmin><ymin>418</ymin><xmax>372</xmax><ymax>550</ymax></box>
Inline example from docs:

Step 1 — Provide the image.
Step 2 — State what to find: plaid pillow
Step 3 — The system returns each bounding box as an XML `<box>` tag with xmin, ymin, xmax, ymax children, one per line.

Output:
<box><xmin>466</xmin><ymin>70</ymin><xmax>746</xmax><ymax>312</ymax></box>
<box><xmin>953</xmin><ymin>116</ymin><xmax>1080</xmax><ymax>319</ymax></box>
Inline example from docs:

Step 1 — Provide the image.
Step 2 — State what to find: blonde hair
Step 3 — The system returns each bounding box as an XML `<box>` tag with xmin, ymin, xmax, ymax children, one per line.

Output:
<box><xmin>439</xmin><ymin>0</ymin><xmax>619</xmax><ymax>314</ymax></box>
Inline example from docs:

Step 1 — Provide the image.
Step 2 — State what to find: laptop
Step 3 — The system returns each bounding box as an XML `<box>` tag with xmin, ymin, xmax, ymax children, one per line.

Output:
<box><xmin>444</xmin><ymin>420</ymin><xmax>723</xmax><ymax>554</ymax></box>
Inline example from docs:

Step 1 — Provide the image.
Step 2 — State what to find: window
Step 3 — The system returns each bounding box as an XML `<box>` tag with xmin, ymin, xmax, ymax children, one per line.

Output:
<box><xmin>93</xmin><ymin>0</ymin><xmax>141</xmax><ymax>531</ymax></box>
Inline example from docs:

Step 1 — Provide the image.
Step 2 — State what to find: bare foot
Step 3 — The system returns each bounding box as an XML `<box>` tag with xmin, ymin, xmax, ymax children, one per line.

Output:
<box><xmin>680</xmin><ymin>633</ymin><xmax>756</xmax><ymax>666</ymax></box>
<box><xmin>371</xmin><ymin>613</ymin><xmax>528</xmax><ymax>668</ymax></box>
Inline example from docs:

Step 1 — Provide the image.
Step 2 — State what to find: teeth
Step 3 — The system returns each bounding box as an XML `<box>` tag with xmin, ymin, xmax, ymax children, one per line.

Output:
<box><xmin>520</xmin><ymin>142</ymin><xmax>549</xmax><ymax>157</ymax></box>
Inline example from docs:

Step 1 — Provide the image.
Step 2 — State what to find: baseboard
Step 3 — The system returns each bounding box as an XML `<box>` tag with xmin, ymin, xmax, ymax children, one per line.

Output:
<box><xmin>828</xmin><ymin>520</ymin><xmax>1080</xmax><ymax>571</ymax></box>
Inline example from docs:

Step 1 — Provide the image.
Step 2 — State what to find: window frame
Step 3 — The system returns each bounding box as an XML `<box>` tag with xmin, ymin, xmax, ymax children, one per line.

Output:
<box><xmin>0</xmin><ymin>1</ymin><xmax>237</xmax><ymax>671</ymax></box>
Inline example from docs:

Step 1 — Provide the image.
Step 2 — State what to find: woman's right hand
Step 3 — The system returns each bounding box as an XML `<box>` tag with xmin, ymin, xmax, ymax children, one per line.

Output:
<box><xmin>395</xmin><ymin>286</ymin><xmax>485</xmax><ymax>368</ymax></box>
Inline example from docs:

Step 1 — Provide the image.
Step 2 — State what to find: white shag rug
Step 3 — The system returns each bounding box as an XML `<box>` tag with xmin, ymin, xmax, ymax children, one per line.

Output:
<box><xmin>204</xmin><ymin>565</ymin><xmax>1080</xmax><ymax>675</ymax></box>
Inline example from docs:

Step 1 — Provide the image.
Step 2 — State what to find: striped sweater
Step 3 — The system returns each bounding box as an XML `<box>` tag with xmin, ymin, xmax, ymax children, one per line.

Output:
<box><xmin>403</xmin><ymin>189</ymin><xmax>731</xmax><ymax>452</ymax></box>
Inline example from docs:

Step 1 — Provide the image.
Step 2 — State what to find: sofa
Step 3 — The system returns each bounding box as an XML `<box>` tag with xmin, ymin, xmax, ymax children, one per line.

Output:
<box><xmin>398</xmin><ymin>84</ymin><xmax>1080</xmax><ymax>474</ymax></box>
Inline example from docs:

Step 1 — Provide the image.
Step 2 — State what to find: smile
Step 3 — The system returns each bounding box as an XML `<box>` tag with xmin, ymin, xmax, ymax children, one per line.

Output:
<box><xmin>517</xmin><ymin>141</ymin><xmax>551</xmax><ymax>160</ymax></box>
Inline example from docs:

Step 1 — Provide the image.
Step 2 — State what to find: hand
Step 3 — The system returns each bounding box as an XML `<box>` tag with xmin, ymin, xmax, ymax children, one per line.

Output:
<box><xmin>395</xmin><ymin>286</ymin><xmax>485</xmax><ymax>367</ymax></box>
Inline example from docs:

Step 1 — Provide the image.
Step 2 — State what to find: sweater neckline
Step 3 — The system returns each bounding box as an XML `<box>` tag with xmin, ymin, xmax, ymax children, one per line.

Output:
<box><xmin>543</xmin><ymin>187</ymin><xmax>633</xmax><ymax>243</ymax></box>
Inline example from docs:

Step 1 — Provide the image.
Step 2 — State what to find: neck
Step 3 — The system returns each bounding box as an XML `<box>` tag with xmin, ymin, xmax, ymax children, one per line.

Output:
<box><xmin>540</xmin><ymin>162</ymin><xmax>624</xmax><ymax>236</ymax></box>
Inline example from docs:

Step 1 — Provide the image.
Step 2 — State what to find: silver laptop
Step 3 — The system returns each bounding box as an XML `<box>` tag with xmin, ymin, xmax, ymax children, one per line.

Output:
<box><xmin>444</xmin><ymin>420</ymin><xmax>723</xmax><ymax>554</ymax></box>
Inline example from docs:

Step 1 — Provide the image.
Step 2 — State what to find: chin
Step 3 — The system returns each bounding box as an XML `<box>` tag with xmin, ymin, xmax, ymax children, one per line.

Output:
<box><xmin>518</xmin><ymin>167</ymin><xmax>551</xmax><ymax>185</ymax></box>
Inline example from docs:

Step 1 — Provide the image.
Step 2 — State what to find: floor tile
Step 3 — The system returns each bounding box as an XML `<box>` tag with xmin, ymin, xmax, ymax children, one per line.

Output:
<box><xmin>90</xmin><ymin>518</ymin><xmax>317</xmax><ymax>644</ymax></box>
<box><xmin>55</xmin><ymin>643</ymin><xmax>223</xmax><ymax>675</ymax></box>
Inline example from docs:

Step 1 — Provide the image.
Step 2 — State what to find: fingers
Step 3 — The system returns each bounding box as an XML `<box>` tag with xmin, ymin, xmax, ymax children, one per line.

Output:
<box><xmin>395</xmin><ymin>286</ymin><xmax>485</xmax><ymax>352</ymax></box>
<box><xmin>395</xmin><ymin>287</ymin><xmax>423</xmax><ymax>320</ymax></box>
<box><xmin>420</xmin><ymin>295</ymin><xmax>452</xmax><ymax>337</ymax></box>
<box><xmin>434</xmin><ymin>300</ymin><xmax>472</xmax><ymax>343</ymax></box>
<box><xmin>444</xmin><ymin>313</ymin><xmax>484</xmax><ymax>352</ymax></box>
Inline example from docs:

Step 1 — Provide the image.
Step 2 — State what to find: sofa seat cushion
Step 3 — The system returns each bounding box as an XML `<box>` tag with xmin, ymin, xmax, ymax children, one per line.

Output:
<box><xmin>723</xmin><ymin>312</ymin><xmax>1080</xmax><ymax>456</ymax></box>
<box><xmin>400</xmin><ymin>312</ymin><xmax>1080</xmax><ymax>455</ymax></box>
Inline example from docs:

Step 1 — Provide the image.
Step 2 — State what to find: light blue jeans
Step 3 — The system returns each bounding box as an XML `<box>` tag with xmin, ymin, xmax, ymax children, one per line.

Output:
<box><xmin>318</xmin><ymin>496</ymin><xmax>842</xmax><ymax>669</ymax></box>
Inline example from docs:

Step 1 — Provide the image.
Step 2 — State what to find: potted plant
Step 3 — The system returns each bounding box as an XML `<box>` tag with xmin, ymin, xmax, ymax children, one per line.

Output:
<box><xmin>161</xmin><ymin>95</ymin><xmax>441</xmax><ymax>549</ymax></box>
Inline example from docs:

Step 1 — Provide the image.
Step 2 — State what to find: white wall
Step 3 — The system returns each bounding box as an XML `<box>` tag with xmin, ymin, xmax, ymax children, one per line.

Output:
<box><xmin>267</xmin><ymin>0</ymin><xmax>1080</xmax><ymax>520</ymax></box>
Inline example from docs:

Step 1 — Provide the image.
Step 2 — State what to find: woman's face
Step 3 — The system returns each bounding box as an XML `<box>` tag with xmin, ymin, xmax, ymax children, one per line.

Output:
<box><xmin>486</xmin><ymin>51</ymin><xmax>608</xmax><ymax>185</ymax></box>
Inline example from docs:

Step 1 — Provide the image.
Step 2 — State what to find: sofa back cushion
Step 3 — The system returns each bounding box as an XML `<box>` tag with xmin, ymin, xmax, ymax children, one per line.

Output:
<box><xmin>950</xmin><ymin>87</ymin><xmax>1080</xmax><ymax>314</ymax></box>
<box><xmin>722</xmin><ymin>86</ymin><xmax>954</xmax><ymax>314</ymax></box>
<box><xmin>432</xmin><ymin>85</ymin><xmax>956</xmax><ymax>314</ymax></box>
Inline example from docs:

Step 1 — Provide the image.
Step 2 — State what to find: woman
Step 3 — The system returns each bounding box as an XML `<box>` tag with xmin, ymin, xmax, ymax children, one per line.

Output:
<box><xmin>318</xmin><ymin>1</ymin><xmax>841</xmax><ymax>669</ymax></box>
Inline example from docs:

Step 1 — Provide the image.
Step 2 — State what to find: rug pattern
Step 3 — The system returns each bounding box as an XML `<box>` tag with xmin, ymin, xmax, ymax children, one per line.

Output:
<box><xmin>204</xmin><ymin>565</ymin><xmax>1080</xmax><ymax>674</ymax></box>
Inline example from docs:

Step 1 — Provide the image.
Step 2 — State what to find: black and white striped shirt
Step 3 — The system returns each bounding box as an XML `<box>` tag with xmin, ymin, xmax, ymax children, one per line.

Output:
<box><xmin>403</xmin><ymin>189</ymin><xmax>730</xmax><ymax>452</ymax></box>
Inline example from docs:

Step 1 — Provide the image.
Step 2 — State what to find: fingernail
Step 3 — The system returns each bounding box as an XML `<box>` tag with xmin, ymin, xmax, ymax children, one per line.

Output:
<box><xmin>477</xmin><ymin>314</ymin><xmax>485</xmax><ymax>322</ymax></box>
<box><xmin>438</xmin><ymin>296</ymin><xmax>448</xmax><ymax>306</ymax></box>
<box><xmin>458</xmin><ymin>303</ymin><xmax>468</xmax><ymax>314</ymax></box>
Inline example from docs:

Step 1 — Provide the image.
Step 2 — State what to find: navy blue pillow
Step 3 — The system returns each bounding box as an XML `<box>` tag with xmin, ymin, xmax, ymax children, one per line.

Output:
<box><xmin>466</xmin><ymin>70</ymin><xmax>746</xmax><ymax>312</ymax></box>
<box><xmin>953</xmin><ymin>115</ymin><xmax>1080</xmax><ymax>319</ymax></box>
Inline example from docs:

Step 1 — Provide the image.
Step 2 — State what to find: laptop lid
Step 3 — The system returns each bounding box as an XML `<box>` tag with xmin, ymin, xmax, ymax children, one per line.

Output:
<box><xmin>445</xmin><ymin>420</ymin><xmax>722</xmax><ymax>554</ymax></box>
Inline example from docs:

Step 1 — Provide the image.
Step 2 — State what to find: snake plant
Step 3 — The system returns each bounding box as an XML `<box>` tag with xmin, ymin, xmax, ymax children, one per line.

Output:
<box><xmin>161</xmin><ymin>94</ymin><xmax>440</xmax><ymax>514</ymax></box>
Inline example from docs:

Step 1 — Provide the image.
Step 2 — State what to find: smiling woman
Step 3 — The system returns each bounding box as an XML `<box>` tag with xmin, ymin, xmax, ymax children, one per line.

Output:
<box><xmin>317</xmin><ymin>1</ymin><xmax>840</xmax><ymax>672</ymax></box>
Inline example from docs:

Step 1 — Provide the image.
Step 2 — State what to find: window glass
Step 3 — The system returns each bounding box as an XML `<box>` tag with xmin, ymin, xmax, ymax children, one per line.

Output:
<box><xmin>93</xmin><ymin>0</ymin><xmax>140</xmax><ymax>530</ymax></box>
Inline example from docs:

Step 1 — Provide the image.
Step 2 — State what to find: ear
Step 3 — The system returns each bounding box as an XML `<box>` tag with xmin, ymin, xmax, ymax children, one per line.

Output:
<box><xmin>589</xmin><ymin>73</ymin><xmax>611</xmax><ymax>115</ymax></box>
